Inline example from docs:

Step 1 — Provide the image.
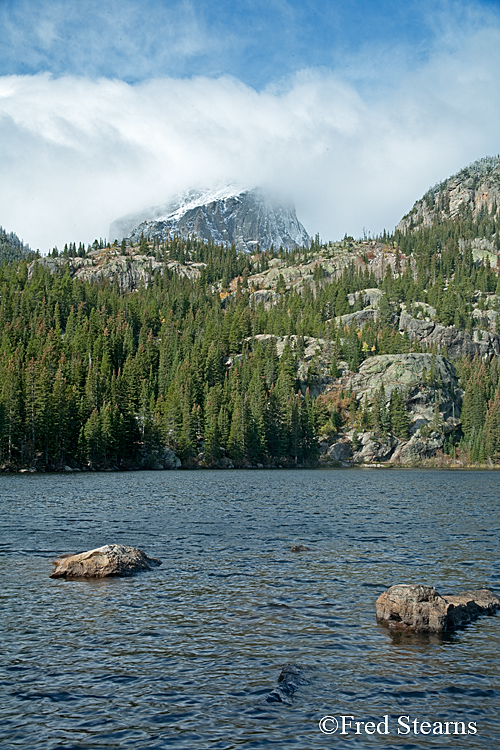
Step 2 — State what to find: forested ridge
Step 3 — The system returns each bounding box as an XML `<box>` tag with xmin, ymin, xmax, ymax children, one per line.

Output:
<box><xmin>2</xmin><ymin>166</ymin><xmax>500</xmax><ymax>471</ymax></box>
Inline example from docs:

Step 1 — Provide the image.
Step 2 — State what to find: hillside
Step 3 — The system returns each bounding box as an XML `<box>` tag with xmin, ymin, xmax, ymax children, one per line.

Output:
<box><xmin>2</xmin><ymin>159</ymin><xmax>500</xmax><ymax>472</ymax></box>
<box><xmin>396</xmin><ymin>155</ymin><xmax>500</xmax><ymax>262</ymax></box>
<box><xmin>399</xmin><ymin>155</ymin><xmax>500</xmax><ymax>227</ymax></box>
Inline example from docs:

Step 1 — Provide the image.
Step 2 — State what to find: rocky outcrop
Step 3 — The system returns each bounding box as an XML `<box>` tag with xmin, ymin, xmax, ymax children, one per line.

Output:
<box><xmin>28</xmin><ymin>250</ymin><xmax>204</xmax><ymax>292</ymax></box>
<box><xmin>352</xmin><ymin>435</ymin><xmax>398</xmax><ymax>463</ymax></box>
<box><xmin>110</xmin><ymin>186</ymin><xmax>310</xmax><ymax>253</ymax></box>
<box><xmin>399</xmin><ymin>312</ymin><xmax>500</xmax><ymax>360</ymax></box>
<box><xmin>161</xmin><ymin>447</ymin><xmax>182</xmax><ymax>469</ymax></box>
<box><xmin>397</xmin><ymin>155</ymin><xmax>500</xmax><ymax>233</ymax></box>
<box><xmin>390</xmin><ymin>433</ymin><xmax>444</xmax><ymax>464</ymax></box>
<box><xmin>248</xmin><ymin>289</ymin><xmax>280</xmax><ymax>309</ymax></box>
<box><xmin>350</xmin><ymin>431</ymin><xmax>453</xmax><ymax>465</ymax></box>
<box><xmin>326</xmin><ymin>441</ymin><xmax>353</xmax><ymax>462</ymax></box>
<box><xmin>376</xmin><ymin>584</ymin><xmax>500</xmax><ymax>634</ymax></box>
<box><xmin>50</xmin><ymin>544</ymin><xmax>162</xmax><ymax>578</ymax></box>
<box><xmin>348</xmin><ymin>288</ymin><xmax>384</xmax><ymax>308</ymax></box>
<box><xmin>346</xmin><ymin>353</ymin><xmax>459</xmax><ymax>411</ymax></box>
<box><xmin>335</xmin><ymin>308</ymin><xmax>378</xmax><ymax>328</ymax></box>
<box><xmin>137</xmin><ymin>446</ymin><xmax>182</xmax><ymax>470</ymax></box>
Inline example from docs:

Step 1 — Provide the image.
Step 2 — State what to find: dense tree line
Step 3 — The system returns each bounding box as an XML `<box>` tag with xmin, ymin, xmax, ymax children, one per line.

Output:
<box><xmin>0</xmin><ymin>242</ymin><xmax>318</xmax><ymax>470</ymax></box>
<box><xmin>1</xmin><ymin>221</ymin><xmax>500</xmax><ymax>469</ymax></box>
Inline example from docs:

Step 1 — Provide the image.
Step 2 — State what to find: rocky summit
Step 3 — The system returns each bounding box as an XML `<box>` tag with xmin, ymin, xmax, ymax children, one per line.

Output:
<box><xmin>109</xmin><ymin>185</ymin><xmax>310</xmax><ymax>253</ymax></box>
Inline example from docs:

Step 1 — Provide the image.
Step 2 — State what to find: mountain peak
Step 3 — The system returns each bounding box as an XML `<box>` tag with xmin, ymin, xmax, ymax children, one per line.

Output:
<box><xmin>109</xmin><ymin>186</ymin><xmax>310</xmax><ymax>253</ymax></box>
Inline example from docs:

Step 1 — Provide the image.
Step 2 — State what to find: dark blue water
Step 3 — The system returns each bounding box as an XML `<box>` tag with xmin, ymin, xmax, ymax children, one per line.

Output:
<box><xmin>1</xmin><ymin>469</ymin><xmax>499</xmax><ymax>749</ymax></box>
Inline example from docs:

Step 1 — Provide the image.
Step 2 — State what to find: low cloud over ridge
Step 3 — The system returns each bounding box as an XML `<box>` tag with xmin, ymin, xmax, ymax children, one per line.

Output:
<box><xmin>1</xmin><ymin>21</ymin><xmax>500</xmax><ymax>252</ymax></box>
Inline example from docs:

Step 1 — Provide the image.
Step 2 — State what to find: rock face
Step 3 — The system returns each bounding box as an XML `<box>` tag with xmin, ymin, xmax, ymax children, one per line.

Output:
<box><xmin>346</xmin><ymin>353</ymin><xmax>460</xmax><ymax>418</ymax></box>
<box><xmin>376</xmin><ymin>584</ymin><xmax>500</xmax><ymax>634</ymax></box>
<box><xmin>397</xmin><ymin>155</ymin><xmax>500</xmax><ymax>233</ymax></box>
<box><xmin>110</xmin><ymin>186</ymin><xmax>310</xmax><ymax>253</ymax></box>
<box><xmin>50</xmin><ymin>544</ymin><xmax>162</xmax><ymax>579</ymax></box>
<box><xmin>352</xmin><ymin>435</ymin><xmax>399</xmax><ymax>463</ymax></box>
<box><xmin>328</xmin><ymin>284</ymin><xmax>500</xmax><ymax>361</ymax></box>
<box><xmin>327</xmin><ymin>441</ymin><xmax>353</xmax><ymax>462</ymax></box>
<box><xmin>399</xmin><ymin>312</ymin><xmax>500</xmax><ymax>360</ymax></box>
<box><xmin>28</xmin><ymin>249</ymin><xmax>204</xmax><ymax>292</ymax></box>
<box><xmin>391</xmin><ymin>433</ymin><xmax>445</xmax><ymax>464</ymax></box>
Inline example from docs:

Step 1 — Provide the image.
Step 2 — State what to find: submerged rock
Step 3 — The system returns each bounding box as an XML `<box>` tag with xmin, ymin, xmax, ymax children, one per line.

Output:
<box><xmin>266</xmin><ymin>664</ymin><xmax>309</xmax><ymax>704</ymax></box>
<box><xmin>290</xmin><ymin>544</ymin><xmax>309</xmax><ymax>552</ymax></box>
<box><xmin>376</xmin><ymin>584</ymin><xmax>500</xmax><ymax>634</ymax></box>
<box><xmin>50</xmin><ymin>544</ymin><xmax>162</xmax><ymax>579</ymax></box>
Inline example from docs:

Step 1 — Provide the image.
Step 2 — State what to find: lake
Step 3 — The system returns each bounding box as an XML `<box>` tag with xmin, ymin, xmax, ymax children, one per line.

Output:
<box><xmin>1</xmin><ymin>469</ymin><xmax>499</xmax><ymax>749</ymax></box>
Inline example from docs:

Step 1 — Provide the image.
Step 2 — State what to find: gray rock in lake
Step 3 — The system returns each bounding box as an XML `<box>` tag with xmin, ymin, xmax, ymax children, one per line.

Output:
<box><xmin>376</xmin><ymin>584</ymin><xmax>500</xmax><ymax>634</ymax></box>
<box><xmin>50</xmin><ymin>544</ymin><xmax>162</xmax><ymax>579</ymax></box>
<box><xmin>265</xmin><ymin>664</ymin><xmax>309</xmax><ymax>703</ymax></box>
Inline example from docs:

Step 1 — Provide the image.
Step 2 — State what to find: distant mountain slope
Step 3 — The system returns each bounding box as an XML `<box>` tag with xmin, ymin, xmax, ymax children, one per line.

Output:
<box><xmin>397</xmin><ymin>155</ymin><xmax>500</xmax><ymax>236</ymax></box>
<box><xmin>0</xmin><ymin>226</ymin><xmax>31</xmax><ymax>263</ymax></box>
<box><xmin>109</xmin><ymin>186</ymin><xmax>310</xmax><ymax>253</ymax></box>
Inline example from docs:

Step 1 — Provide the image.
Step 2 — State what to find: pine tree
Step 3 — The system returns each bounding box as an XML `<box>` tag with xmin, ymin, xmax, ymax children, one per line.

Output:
<box><xmin>83</xmin><ymin>408</ymin><xmax>103</xmax><ymax>468</ymax></box>
<box><xmin>389</xmin><ymin>388</ymin><xmax>410</xmax><ymax>439</ymax></box>
<box><xmin>372</xmin><ymin>384</ymin><xmax>390</xmax><ymax>437</ymax></box>
<box><xmin>0</xmin><ymin>355</ymin><xmax>22</xmax><ymax>464</ymax></box>
<box><xmin>227</xmin><ymin>392</ymin><xmax>247</xmax><ymax>465</ymax></box>
<box><xmin>484</xmin><ymin>390</ymin><xmax>500</xmax><ymax>461</ymax></box>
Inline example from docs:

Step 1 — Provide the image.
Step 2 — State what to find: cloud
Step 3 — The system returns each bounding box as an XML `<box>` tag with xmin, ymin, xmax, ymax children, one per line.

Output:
<box><xmin>0</xmin><ymin>0</ymin><xmax>234</xmax><ymax>80</ymax></box>
<box><xmin>1</xmin><ymin>13</ymin><xmax>500</xmax><ymax>251</ymax></box>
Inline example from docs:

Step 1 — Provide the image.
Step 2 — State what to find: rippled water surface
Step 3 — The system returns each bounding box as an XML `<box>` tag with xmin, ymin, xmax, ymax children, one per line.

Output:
<box><xmin>1</xmin><ymin>469</ymin><xmax>499</xmax><ymax>749</ymax></box>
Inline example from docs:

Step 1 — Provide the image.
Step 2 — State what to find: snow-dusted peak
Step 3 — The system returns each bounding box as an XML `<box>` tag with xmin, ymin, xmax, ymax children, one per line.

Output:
<box><xmin>110</xmin><ymin>186</ymin><xmax>310</xmax><ymax>253</ymax></box>
<box><xmin>155</xmin><ymin>183</ymin><xmax>246</xmax><ymax>223</ymax></box>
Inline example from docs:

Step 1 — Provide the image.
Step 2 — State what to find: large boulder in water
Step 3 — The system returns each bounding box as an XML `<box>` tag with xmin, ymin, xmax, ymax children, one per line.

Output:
<box><xmin>376</xmin><ymin>584</ymin><xmax>500</xmax><ymax>634</ymax></box>
<box><xmin>50</xmin><ymin>544</ymin><xmax>162</xmax><ymax>579</ymax></box>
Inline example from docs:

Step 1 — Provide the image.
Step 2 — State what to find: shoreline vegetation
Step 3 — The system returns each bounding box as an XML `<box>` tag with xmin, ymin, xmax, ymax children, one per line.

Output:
<box><xmin>2</xmin><ymin>157</ymin><xmax>500</xmax><ymax>473</ymax></box>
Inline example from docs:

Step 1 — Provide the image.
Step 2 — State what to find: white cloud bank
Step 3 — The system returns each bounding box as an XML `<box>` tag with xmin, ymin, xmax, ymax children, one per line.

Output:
<box><xmin>1</xmin><ymin>22</ymin><xmax>500</xmax><ymax>251</ymax></box>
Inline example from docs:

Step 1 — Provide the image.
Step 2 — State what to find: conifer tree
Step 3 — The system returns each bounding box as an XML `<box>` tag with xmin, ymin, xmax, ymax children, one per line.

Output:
<box><xmin>389</xmin><ymin>388</ymin><xmax>410</xmax><ymax>439</ymax></box>
<box><xmin>484</xmin><ymin>390</ymin><xmax>500</xmax><ymax>461</ymax></box>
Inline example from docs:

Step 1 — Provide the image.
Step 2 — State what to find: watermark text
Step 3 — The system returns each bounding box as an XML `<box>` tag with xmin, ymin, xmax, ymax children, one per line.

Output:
<box><xmin>319</xmin><ymin>715</ymin><xmax>477</xmax><ymax>736</ymax></box>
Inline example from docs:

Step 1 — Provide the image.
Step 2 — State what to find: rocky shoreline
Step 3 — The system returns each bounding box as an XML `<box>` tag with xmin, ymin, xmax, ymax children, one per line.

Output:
<box><xmin>6</xmin><ymin>456</ymin><xmax>500</xmax><ymax>474</ymax></box>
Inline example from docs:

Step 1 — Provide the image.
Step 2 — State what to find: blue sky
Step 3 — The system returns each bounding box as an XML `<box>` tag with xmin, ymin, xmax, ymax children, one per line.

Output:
<box><xmin>0</xmin><ymin>0</ymin><xmax>458</xmax><ymax>86</ymax></box>
<box><xmin>1</xmin><ymin>0</ymin><xmax>500</xmax><ymax>250</ymax></box>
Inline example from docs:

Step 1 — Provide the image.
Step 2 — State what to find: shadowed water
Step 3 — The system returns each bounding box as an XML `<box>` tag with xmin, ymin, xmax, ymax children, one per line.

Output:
<box><xmin>1</xmin><ymin>469</ymin><xmax>499</xmax><ymax>749</ymax></box>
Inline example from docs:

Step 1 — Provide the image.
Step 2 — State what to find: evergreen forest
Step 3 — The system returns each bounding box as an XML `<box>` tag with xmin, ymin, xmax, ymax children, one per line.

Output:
<box><xmin>2</xmin><ymin>196</ymin><xmax>500</xmax><ymax>472</ymax></box>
